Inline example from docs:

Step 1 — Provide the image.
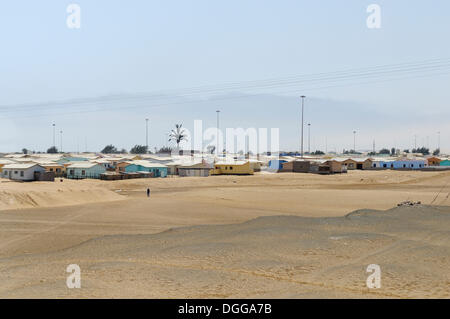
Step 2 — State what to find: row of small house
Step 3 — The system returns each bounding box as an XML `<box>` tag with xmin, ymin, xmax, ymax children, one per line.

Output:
<box><xmin>269</xmin><ymin>156</ymin><xmax>450</xmax><ymax>174</ymax></box>
<box><xmin>0</xmin><ymin>160</ymin><xmax>169</xmax><ymax>181</ymax></box>
<box><xmin>1</xmin><ymin>152</ymin><xmax>449</xmax><ymax>182</ymax></box>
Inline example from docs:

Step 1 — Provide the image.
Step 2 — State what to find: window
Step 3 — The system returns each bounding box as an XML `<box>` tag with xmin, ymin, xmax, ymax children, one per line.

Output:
<box><xmin>82</xmin><ymin>170</ymin><xmax>86</xmax><ymax>175</ymax></box>
<box><xmin>229</xmin><ymin>166</ymin><xmax>233</xmax><ymax>170</ymax></box>
<box><xmin>383</xmin><ymin>164</ymin><xmax>387</xmax><ymax>168</ymax></box>
<box><xmin>50</xmin><ymin>168</ymin><xmax>53</xmax><ymax>172</ymax></box>
<box><xmin>20</xmin><ymin>171</ymin><xmax>24</xmax><ymax>177</ymax></box>
<box><xmin>14</xmin><ymin>171</ymin><xmax>18</xmax><ymax>174</ymax></box>
<box><xmin>373</xmin><ymin>164</ymin><xmax>376</xmax><ymax>168</ymax></box>
<box><xmin>403</xmin><ymin>164</ymin><xmax>406</xmax><ymax>168</ymax></box>
<box><xmin>69</xmin><ymin>169</ymin><xmax>74</xmax><ymax>175</ymax></box>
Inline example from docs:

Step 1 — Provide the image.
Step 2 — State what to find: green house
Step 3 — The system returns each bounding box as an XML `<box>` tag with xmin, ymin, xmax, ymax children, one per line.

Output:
<box><xmin>124</xmin><ymin>161</ymin><xmax>167</xmax><ymax>177</ymax></box>
<box><xmin>440</xmin><ymin>159</ymin><xmax>450</xmax><ymax>166</ymax></box>
<box><xmin>67</xmin><ymin>162</ymin><xmax>106</xmax><ymax>179</ymax></box>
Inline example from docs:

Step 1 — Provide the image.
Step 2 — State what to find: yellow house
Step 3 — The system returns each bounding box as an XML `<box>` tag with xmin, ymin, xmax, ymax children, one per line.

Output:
<box><xmin>116</xmin><ymin>161</ymin><xmax>132</xmax><ymax>172</ymax></box>
<box><xmin>211</xmin><ymin>161</ymin><xmax>254</xmax><ymax>175</ymax></box>
<box><xmin>40</xmin><ymin>163</ymin><xmax>66</xmax><ymax>177</ymax></box>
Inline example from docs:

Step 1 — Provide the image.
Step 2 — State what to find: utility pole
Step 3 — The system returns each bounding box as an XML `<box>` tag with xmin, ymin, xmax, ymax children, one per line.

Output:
<box><xmin>216</xmin><ymin>110</ymin><xmax>220</xmax><ymax>156</ymax></box>
<box><xmin>373</xmin><ymin>140</ymin><xmax>376</xmax><ymax>154</ymax></box>
<box><xmin>60</xmin><ymin>130</ymin><xmax>63</xmax><ymax>153</ymax></box>
<box><xmin>300</xmin><ymin>96</ymin><xmax>306</xmax><ymax>157</ymax></box>
<box><xmin>414</xmin><ymin>135</ymin><xmax>417</xmax><ymax>150</ymax></box>
<box><xmin>145</xmin><ymin>118</ymin><xmax>149</xmax><ymax>154</ymax></box>
<box><xmin>438</xmin><ymin>131</ymin><xmax>441</xmax><ymax>150</ymax></box>
<box><xmin>307</xmin><ymin>123</ymin><xmax>311</xmax><ymax>154</ymax></box>
<box><xmin>353</xmin><ymin>130</ymin><xmax>356</xmax><ymax>153</ymax></box>
<box><xmin>52</xmin><ymin>123</ymin><xmax>56</xmax><ymax>149</ymax></box>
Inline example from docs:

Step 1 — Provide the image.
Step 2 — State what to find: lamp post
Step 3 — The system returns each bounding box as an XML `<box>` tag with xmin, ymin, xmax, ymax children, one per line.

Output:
<box><xmin>216</xmin><ymin>110</ymin><xmax>220</xmax><ymax>156</ymax></box>
<box><xmin>300</xmin><ymin>96</ymin><xmax>306</xmax><ymax>157</ymax></box>
<box><xmin>438</xmin><ymin>131</ymin><xmax>441</xmax><ymax>151</ymax></box>
<box><xmin>307</xmin><ymin>123</ymin><xmax>311</xmax><ymax>154</ymax></box>
<box><xmin>52</xmin><ymin>123</ymin><xmax>56</xmax><ymax>150</ymax></box>
<box><xmin>145</xmin><ymin>118</ymin><xmax>149</xmax><ymax>154</ymax></box>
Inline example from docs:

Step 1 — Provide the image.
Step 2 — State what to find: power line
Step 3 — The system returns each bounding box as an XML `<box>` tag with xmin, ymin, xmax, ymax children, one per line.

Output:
<box><xmin>1</xmin><ymin>59</ymin><xmax>450</xmax><ymax>119</ymax></box>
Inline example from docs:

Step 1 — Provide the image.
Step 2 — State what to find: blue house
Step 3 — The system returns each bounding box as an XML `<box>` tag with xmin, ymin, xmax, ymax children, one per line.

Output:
<box><xmin>268</xmin><ymin>160</ymin><xmax>287</xmax><ymax>171</ymax></box>
<box><xmin>124</xmin><ymin>161</ymin><xmax>168</xmax><ymax>177</ymax></box>
<box><xmin>67</xmin><ymin>162</ymin><xmax>106</xmax><ymax>179</ymax></box>
<box><xmin>58</xmin><ymin>156</ymin><xmax>89</xmax><ymax>165</ymax></box>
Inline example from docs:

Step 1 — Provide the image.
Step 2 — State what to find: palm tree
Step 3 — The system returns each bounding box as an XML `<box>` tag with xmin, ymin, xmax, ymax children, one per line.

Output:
<box><xmin>169</xmin><ymin>124</ymin><xmax>188</xmax><ymax>149</ymax></box>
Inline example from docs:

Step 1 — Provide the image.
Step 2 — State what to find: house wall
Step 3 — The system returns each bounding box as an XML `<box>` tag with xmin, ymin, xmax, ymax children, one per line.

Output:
<box><xmin>124</xmin><ymin>164</ymin><xmax>168</xmax><ymax>177</ymax></box>
<box><xmin>212</xmin><ymin>162</ymin><xmax>254</xmax><ymax>175</ymax></box>
<box><xmin>2</xmin><ymin>166</ymin><xmax>46</xmax><ymax>181</ymax></box>
<box><xmin>67</xmin><ymin>165</ymin><xmax>106</xmax><ymax>179</ymax></box>
<box><xmin>427</xmin><ymin>158</ymin><xmax>441</xmax><ymax>166</ymax></box>
<box><xmin>343</xmin><ymin>160</ymin><xmax>357</xmax><ymax>170</ymax></box>
<box><xmin>281</xmin><ymin>161</ymin><xmax>293</xmax><ymax>172</ymax></box>
<box><xmin>268</xmin><ymin>160</ymin><xmax>287</xmax><ymax>171</ymax></box>
<box><xmin>43</xmin><ymin>166</ymin><xmax>66</xmax><ymax>177</ymax></box>
<box><xmin>372</xmin><ymin>160</ymin><xmax>427</xmax><ymax>169</ymax></box>
<box><xmin>440</xmin><ymin>160</ymin><xmax>450</xmax><ymax>166</ymax></box>
<box><xmin>178</xmin><ymin>168</ymin><xmax>210</xmax><ymax>177</ymax></box>
<box><xmin>324</xmin><ymin>161</ymin><xmax>346</xmax><ymax>173</ymax></box>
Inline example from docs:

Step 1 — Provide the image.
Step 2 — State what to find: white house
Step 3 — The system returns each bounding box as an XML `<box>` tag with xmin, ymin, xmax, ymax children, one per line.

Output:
<box><xmin>371</xmin><ymin>158</ymin><xmax>427</xmax><ymax>170</ymax></box>
<box><xmin>2</xmin><ymin>163</ymin><xmax>46</xmax><ymax>181</ymax></box>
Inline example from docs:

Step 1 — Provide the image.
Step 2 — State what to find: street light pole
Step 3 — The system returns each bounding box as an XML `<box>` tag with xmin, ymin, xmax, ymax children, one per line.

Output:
<box><xmin>52</xmin><ymin>123</ymin><xmax>56</xmax><ymax>149</ymax></box>
<box><xmin>438</xmin><ymin>131</ymin><xmax>441</xmax><ymax>150</ymax></box>
<box><xmin>216</xmin><ymin>110</ymin><xmax>220</xmax><ymax>156</ymax></box>
<box><xmin>145</xmin><ymin>118</ymin><xmax>149</xmax><ymax>154</ymax></box>
<box><xmin>300</xmin><ymin>96</ymin><xmax>305</xmax><ymax>157</ymax></box>
<box><xmin>308</xmin><ymin>123</ymin><xmax>311</xmax><ymax>154</ymax></box>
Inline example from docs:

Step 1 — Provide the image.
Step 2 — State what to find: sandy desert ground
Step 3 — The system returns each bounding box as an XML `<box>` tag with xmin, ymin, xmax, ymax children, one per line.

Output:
<box><xmin>0</xmin><ymin>170</ymin><xmax>449</xmax><ymax>298</ymax></box>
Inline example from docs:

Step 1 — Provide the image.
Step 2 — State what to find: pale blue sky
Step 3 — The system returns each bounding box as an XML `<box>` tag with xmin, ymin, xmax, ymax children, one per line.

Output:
<box><xmin>0</xmin><ymin>1</ymin><xmax>449</xmax><ymax>153</ymax></box>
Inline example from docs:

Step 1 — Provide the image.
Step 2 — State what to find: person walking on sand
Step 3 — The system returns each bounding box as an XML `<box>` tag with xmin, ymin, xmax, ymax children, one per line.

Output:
<box><xmin>147</xmin><ymin>188</ymin><xmax>150</xmax><ymax>198</ymax></box>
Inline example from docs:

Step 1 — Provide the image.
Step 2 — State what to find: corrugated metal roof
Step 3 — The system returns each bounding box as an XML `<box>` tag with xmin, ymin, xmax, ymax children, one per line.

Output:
<box><xmin>129</xmin><ymin>160</ymin><xmax>168</xmax><ymax>168</ymax></box>
<box><xmin>67</xmin><ymin>162</ymin><xmax>100</xmax><ymax>169</ymax></box>
<box><xmin>3</xmin><ymin>163</ymin><xmax>42</xmax><ymax>169</ymax></box>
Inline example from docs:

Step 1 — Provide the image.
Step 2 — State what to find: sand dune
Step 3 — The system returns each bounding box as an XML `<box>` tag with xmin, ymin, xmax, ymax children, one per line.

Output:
<box><xmin>0</xmin><ymin>170</ymin><xmax>449</xmax><ymax>298</ymax></box>
<box><xmin>0</xmin><ymin>179</ymin><xmax>124</xmax><ymax>211</ymax></box>
<box><xmin>0</xmin><ymin>205</ymin><xmax>449</xmax><ymax>298</ymax></box>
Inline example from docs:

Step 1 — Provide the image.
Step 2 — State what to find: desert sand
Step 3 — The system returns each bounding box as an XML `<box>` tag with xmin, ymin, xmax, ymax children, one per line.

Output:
<box><xmin>0</xmin><ymin>170</ymin><xmax>449</xmax><ymax>298</ymax></box>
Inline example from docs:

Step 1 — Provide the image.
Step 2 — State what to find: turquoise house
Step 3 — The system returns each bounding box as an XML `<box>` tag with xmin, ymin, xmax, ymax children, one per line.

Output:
<box><xmin>58</xmin><ymin>156</ymin><xmax>89</xmax><ymax>165</ymax></box>
<box><xmin>67</xmin><ymin>162</ymin><xmax>106</xmax><ymax>179</ymax></box>
<box><xmin>440</xmin><ymin>159</ymin><xmax>450</xmax><ymax>166</ymax></box>
<box><xmin>124</xmin><ymin>161</ymin><xmax>167</xmax><ymax>177</ymax></box>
